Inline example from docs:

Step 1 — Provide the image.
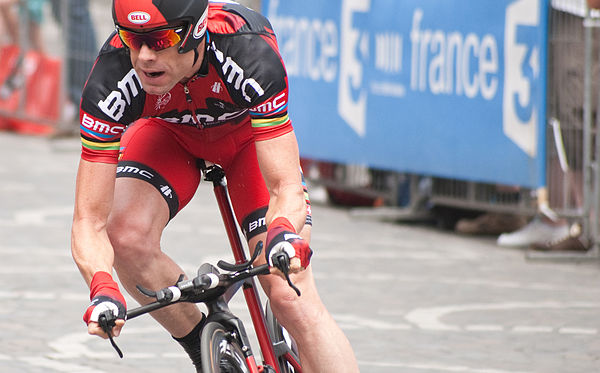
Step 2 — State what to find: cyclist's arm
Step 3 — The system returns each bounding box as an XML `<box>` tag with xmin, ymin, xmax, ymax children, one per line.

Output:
<box><xmin>255</xmin><ymin>131</ymin><xmax>307</xmax><ymax>234</ymax></box>
<box><xmin>72</xmin><ymin>159</ymin><xmax>117</xmax><ymax>282</ymax></box>
<box><xmin>72</xmin><ymin>159</ymin><xmax>125</xmax><ymax>338</ymax></box>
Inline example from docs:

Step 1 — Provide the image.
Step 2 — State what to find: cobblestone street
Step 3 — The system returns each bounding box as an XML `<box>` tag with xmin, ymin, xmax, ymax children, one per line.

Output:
<box><xmin>1</xmin><ymin>133</ymin><xmax>600</xmax><ymax>372</ymax></box>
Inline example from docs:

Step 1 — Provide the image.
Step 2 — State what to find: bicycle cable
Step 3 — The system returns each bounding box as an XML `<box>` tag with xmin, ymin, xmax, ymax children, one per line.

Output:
<box><xmin>272</xmin><ymin>252</ymin><xmax>301</xmax><ymax>296</ymax></box>
<box><xmin>98</xmin><ymin>312</ymin><xmax>124</xmax><ymax>358</ymax></box>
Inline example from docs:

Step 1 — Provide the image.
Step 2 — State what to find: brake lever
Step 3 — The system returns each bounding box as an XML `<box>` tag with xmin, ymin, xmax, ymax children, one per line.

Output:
<box><xmin>98</xmin><ymin>311</ymin><xmax>123</xmax><ymax>358</ymax></box>
<box><xmin>282</xmin><ymin>266</ymin><xmax>301</xmax><ymax>297</ymax></box>
<box><xmin>272</xmin><ymin>252</ymin><xmax>301</xmax><ymax>297</ymax></box>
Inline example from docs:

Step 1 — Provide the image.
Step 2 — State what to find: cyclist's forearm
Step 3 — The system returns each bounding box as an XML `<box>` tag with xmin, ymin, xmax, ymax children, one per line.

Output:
<box><xmin>71</xmin><ymin>160</ymin><xmax>118</xmax><ymax>285</ymax></box>
<box><xmin>266</xmin><ymin>184</ymin><xmax>307</xmax><ymax>232</ymax></box>
<box><xmin>71</xmin><ymin>218</ymin><xmax>115</xmax><ymax>286</ymax></box>
<box><xmin>255</xmin><ymin>132</ymin><xmax>306</xmax><ymax>232</ymax></box>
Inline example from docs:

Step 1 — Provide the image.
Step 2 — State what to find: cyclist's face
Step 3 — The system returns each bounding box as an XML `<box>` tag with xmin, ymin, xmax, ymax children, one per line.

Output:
<box><xmin>129</xmin><ymin>39</ymin><xmax>205</xmax><ymax>95</ymax></box>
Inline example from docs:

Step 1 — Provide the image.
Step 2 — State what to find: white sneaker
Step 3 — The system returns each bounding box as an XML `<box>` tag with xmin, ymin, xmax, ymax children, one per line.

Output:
<box><xmin>496</xmin><ymin>218</ymin><xmax>569</xmax><ymax>247</ymax></box>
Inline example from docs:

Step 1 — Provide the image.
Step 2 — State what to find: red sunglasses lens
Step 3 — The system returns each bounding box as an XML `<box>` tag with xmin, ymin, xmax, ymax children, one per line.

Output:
<box><xmin>118</xmin><ymin>28</ymin><xmax>183</xmax><ymax>51</ymax></box>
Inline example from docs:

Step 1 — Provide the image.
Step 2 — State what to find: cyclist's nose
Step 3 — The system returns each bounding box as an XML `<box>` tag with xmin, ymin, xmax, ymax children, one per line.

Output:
<box><xmin>137</xmin><ymin>44</ymin><xmax>157</xmax><ymax>60</ymax></box>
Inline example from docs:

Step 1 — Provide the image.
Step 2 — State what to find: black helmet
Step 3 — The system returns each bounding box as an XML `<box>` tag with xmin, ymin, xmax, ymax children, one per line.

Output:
<box><xmin>112</xmin><ymin>0</ymin><xmax>209</xmax><ymax>53</ymax></box>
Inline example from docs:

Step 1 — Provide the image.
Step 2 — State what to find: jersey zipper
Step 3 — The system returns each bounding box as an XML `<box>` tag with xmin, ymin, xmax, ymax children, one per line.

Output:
<box><xmin>183</xmin><ymin>83</ymin><xmax>201</xmax><ymax>128</ymax></box>
<box><xmin>183</xmin><ymin>84</ymin><xmax>192</xmax><ymax>103</ymax></box>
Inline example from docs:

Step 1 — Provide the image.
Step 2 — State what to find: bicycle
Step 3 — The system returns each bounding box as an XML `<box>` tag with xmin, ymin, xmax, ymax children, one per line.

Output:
<box><xmin>98</xmin><ymin>161</ymin><xmax>302</xmax><ymax>373</ymax></box>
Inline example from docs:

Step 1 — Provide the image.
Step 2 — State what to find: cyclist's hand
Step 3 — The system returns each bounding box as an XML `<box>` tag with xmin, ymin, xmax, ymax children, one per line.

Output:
<box><xmin>88</xmin><ymin>316</ymin><xmax>126</xmax><ymax>339</ymax></box>
<box><xmin>83</xmin><ymin>271</ymin><xmax>127</xmax><ymax>339</ymax></box>
<box><xmin>265</xmin><ymin>217</ymin><xmax>312</xmax><ymax>273</ymax></box>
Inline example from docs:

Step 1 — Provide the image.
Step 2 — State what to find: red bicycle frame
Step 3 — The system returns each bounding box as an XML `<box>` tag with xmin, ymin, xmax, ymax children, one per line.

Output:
<box><xmin>204</xmin><ymin>162</ymin><xmax>301</xmax><ymax>373</ymax></box>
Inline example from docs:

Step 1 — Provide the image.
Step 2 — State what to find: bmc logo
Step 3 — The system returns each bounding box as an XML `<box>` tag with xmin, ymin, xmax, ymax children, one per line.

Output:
<box><xmin>212</xmin><ymin>42</ymin><xmax>265</xmax><ymax>103</ymax></box>
<box><xmin>116</xmin><ymin>165</ymin><xmax>154</xmax><ymax>179</ymax></box>
<box><xmin>81</xmin><ymin>113</ymin><xmax>125</xmax><ymax>135</ymax></box>
<box><xmin>252</xmin><ymin>92</ymin><xmax>286</xmax><ymax>114</ymax></box>
<box><xmin>128</xmin><ymin>12</ymin><xmax>150</xmax><ymax>25</ymax></box>
<box><xmin>248</xmin><ymin>217</ymin><xmax>266</xmax><ymax>233</ymax></box>
<box><xmin>98</xmin><ymin>69</ymin><xmax>142</xmax><ymax>121</ymax></box>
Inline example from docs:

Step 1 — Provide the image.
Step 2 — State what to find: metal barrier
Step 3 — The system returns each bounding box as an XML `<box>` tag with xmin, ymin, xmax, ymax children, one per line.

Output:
<box><xmin>0</xmin><ymin>0</ymin><xmax>103</xmax><ymax>134</ymax></box>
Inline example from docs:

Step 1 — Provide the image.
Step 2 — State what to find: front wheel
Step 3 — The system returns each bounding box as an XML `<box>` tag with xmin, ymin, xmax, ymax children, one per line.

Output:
<box><xmin>201</xmin><ymin>321</ymin><xmax>251</xmax><ymax>373</ymax></box>
<box><xmin>265</xmin><ymin>301</ymin><xmax>301</xmax><ymax>373</ymax></box>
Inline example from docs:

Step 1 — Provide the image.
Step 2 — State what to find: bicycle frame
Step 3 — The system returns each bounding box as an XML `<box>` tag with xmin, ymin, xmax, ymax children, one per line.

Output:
<box><xmin>202</xmin><ymin>162</ymin><xmax>301</xmax><ymax>373</ymax></box>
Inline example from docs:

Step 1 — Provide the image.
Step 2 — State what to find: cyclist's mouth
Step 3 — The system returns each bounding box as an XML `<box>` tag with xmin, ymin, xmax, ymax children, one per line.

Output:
<box><xmin>145</xmin><ymin>71</ymin><xmax>165</xmax><ymax>78</ymax></box>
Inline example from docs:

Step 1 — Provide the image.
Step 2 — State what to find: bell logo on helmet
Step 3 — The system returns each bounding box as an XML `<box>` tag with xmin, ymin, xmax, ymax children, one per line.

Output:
<box><xmin>193</xmin><ymin>7</ymin><xmax>208</xmax><ymax>39</ymax></box>
<box><xmin>128</xmin><ymin>11</ymin><xmax>150</xmax><ymax>25</ymax></box>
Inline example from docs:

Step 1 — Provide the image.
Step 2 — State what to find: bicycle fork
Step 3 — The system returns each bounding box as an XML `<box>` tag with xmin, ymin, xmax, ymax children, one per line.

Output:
<box><xmin>206</xmin><ymin>298</ymin><xmax>263</xmax><ymax>373</ymax></box>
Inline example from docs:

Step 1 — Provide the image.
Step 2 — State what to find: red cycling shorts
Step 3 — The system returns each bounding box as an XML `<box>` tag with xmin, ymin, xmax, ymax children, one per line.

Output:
<box><xmin>116</xmin><ymin>118</ymin><xmax>310</xmax><ymax>240</ymax></box>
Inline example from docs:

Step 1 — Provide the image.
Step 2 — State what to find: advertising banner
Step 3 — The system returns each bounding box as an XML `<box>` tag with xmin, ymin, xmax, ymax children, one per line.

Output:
<box><xmin>263</xmin><ymin>0</ymin><xmax>549</xmax><ymax>188</ymax></box>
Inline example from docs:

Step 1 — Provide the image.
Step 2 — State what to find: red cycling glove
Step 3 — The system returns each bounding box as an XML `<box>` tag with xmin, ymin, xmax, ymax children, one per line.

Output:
<box><xmin>265</xmin><ymin>217</ymin><xmax>313</xmax><ymax>270</ymax></box>
<box><xmin>83</xmin><ymin>271</ymin><xmax>127</xmax><ymax>325</ymax></box>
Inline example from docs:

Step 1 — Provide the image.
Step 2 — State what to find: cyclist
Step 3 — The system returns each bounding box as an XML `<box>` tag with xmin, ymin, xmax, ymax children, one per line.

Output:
<box><xmin>71</xmin><ymin>0</ymin><xmax>359</xmax><ymax>372</ymax></box>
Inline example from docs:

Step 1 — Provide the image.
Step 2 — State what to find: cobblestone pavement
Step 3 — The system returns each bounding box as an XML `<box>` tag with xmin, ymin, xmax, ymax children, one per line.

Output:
<box><xmin>1</xmin><ymin>132</ymin><xmax>600</xmax><ymax>373</ymax></box>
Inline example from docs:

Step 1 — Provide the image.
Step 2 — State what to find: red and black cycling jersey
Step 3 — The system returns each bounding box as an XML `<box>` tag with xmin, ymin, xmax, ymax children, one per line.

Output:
<box><xmin>79</xmin><ymin>1</ymin><xmax>292</xmax><ymax>164</ymax></box>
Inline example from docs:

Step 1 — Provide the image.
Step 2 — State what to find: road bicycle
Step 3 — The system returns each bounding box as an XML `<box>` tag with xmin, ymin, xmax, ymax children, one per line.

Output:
<box><xmin>99</xmin><ymin>161</ymin><xmax>302</xmax><ymax>373</ymax></box>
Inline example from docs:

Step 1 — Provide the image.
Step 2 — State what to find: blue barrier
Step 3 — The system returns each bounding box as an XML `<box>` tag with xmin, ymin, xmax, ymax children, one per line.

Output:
<box><xmin>263</xmin><ymin>0</ymin><xmax>549</xmax><ymax>189</ymax></box>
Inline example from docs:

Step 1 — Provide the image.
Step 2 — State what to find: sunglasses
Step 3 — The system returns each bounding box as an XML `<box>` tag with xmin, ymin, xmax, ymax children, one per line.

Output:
<box><xmin>117</xmin><ymin>26</ymin><xmax>188</xmax><ymax>51</ymax></box>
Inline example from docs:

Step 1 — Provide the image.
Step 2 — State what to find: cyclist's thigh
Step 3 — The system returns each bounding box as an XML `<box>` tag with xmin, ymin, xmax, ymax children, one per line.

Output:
<box><xmin>224</xmin><ymin>133</ymin><xmax>270</xmax><ymax>242</ymax></box>
<box><xmin>115</xmin><ymin>118</ymin><xmax>202</xmax><ymax>222</ymax></box>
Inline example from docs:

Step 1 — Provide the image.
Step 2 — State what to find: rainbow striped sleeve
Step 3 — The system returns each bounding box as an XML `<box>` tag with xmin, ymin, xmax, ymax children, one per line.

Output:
<box><xmin>250</xmin><ymin>113</ymin><xmax>293</xmax><ymax>141</ymax></box>
<box><xmin>249</xmin><ymin>90</ymin><xmax>293</xmax><ymax>141</ymax></box>
<box><xmin>80</xmin><ymin>112</ymin><xmax>126</xmax><ymax>163</ymax></box>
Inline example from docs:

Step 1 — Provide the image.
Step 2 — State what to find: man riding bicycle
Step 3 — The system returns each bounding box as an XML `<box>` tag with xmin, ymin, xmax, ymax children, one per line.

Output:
<box><xmin>71</xmin><ymin>0</ymin><xmax>359</xmax><ymax>372</ymax></box>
